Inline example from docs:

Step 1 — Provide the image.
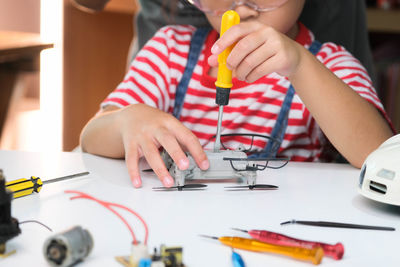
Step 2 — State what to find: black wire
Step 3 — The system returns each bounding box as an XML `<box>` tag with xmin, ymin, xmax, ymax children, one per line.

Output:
<box><xmin>19</xmin><ymin>220</ymin><xmax>53</xmax><ymax>232</ymax></box>
<box><xmin>214</xmin><ymin>133</ymin><xmax>281</xmax><ymax>154</ymax></box>
<box><xmin>224</xmin><ymin>157</ymin><xmax>290</xmax><ymax>171</ymax></box>
<box><xmin>266</xmin><ymin>160</ymin><xmax>290</xmax><ymax>169</ymax></box>
<box><xmin>218</xmin><ymin>133</ymin><xmax>279</xmax><ymax>143</ymax></box>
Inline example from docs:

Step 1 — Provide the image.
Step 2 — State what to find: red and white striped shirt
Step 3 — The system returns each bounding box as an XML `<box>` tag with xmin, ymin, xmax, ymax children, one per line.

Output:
<box><xmin>102</xmin><ymin>23</ymin><xmax>387</xmax><ymax>162</ymax></box>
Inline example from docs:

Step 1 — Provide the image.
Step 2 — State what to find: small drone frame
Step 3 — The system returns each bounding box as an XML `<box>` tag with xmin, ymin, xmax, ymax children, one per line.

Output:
<box><xmin>152</xmin><ymin>134</ymin><xmax>289</xmax><ymax>191</ymax></box>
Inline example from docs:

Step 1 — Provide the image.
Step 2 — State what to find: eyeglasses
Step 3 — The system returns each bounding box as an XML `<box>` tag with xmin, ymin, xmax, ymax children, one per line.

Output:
<box><xmin>186</xmin><ymin>0</ymin><xmax>289</xmax><ymax>16</ymax></box>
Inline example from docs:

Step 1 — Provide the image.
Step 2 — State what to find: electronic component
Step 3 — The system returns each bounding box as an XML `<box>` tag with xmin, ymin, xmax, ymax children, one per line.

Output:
<box><xmin>130</xmin><ymin>243</ymin><xmax>150</xmax><ymax>266</ymax></box>
<box><xmin>116</xmin><ymin>245</ymin><xmax>184</xmax><ymax>267</ymax></box>
<box><xmin>65</xmin><ymin>191</ymin><xmax>184</xmax><ymax>267</ymax></box>
<box><xmin>43</xmin><ymin>226</ymin><xmax>93</xmax><ymax>267</ymax></box>
<box><xmin>156</xmin><ymin>245</ymin><xmax>183</xmax><ymax>267</ymax></box>
<box><xmin>64</xmin><ymin>191</ymin><xmax>161</xmax><ymax>267</ymax></box>
<box><xmin>0</xmin><ymin>169</ymin><xmax>21</xmax><ymax>258</ymax></box>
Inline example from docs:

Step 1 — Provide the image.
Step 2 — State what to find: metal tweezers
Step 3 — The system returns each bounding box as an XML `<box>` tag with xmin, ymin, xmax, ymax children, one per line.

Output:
<box><xmin>281</xmin><ymin>219</ymin><xmax>395</xmax><ymax>231</ymax></box>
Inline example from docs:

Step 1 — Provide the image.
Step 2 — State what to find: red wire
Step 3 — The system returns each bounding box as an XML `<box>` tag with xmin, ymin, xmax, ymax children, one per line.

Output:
<box><xmin>105</xmin><ymin>202</ymin><xmax>149</xmax><ymax>245</ymax></box>
<box><xmin>69</xmin><ymin>194</ymin><xmax>138</xmax><ymax>245</ymax></box>
<box><xmin>65</xmin><ymin>190</ymin><xmax>149</xmax><ymax>245</ymax></box>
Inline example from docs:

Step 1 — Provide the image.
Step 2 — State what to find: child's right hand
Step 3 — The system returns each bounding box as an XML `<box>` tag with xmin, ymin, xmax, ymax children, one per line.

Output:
<box><xmin>117</xmin><ymin>104</ymin><xmax>209</xmax><ymax>188</ymax></box>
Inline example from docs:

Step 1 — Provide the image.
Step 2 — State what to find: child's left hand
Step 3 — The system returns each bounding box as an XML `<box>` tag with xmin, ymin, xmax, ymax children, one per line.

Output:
<box><xmin>208</xmin><ymin>21</ymin><xmax>304</xmax><ymax>82</ymax></box>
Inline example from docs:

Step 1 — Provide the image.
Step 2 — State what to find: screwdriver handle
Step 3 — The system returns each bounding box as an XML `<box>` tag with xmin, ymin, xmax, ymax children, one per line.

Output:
<box><xmin>215</xmin><ymin>10</ymin><xmax>240</xmax><ymax>90</ymax></box>
<box><xmin>232</xmin><ymin>250</ymin><xmax>245</xmax><ymax>267</ymax></box>
<box><xmin>220</xmin><ymin>236</ymin><xmax>324</xmax><ymax>265</ymax></box>
<box><xmin>6</xmin><ymin>176</ymin><xmax>43</xmax><ymax>199</ymax></box>
<box><xmin>249</xmin><ymin>230</ymin><xmax>344</xmax><ymax>260</ymax></box>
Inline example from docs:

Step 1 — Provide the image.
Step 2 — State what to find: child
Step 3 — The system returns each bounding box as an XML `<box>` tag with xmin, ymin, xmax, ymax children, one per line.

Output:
<box><xmin>80</xmin><ymin>0</ymin><xmax>393</xmax><ymax>188</ymax></box>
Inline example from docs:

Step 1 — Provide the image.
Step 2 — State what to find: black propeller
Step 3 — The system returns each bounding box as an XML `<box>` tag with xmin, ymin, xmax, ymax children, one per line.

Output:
<box><xmin>153</xmin><ymin>183</ymin><xmax>208</xmax><ymax>191</ymax></box>
<box><xmin>225</xmin><ymin>184</ymin><xmax>278</xmax><ymax>191</ymax></box>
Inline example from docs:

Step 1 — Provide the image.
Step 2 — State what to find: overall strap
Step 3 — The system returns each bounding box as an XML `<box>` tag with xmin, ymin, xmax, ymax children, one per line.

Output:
<box><xmin>260</xmin><ymin>40</ymin><xmax>323</xmax><ymax>158</ymax></box>
<box><xmin>173</xmin><ymin>28</ymin><xmax>211</xmax><ymax>119</ymax></box>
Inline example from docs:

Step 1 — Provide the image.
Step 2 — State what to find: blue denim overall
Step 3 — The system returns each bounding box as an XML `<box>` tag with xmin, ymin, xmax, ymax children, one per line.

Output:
<box><xmin>173</xmin><ymin>28</ymin><xmax>322</xmax><ymax>158</ymax></box>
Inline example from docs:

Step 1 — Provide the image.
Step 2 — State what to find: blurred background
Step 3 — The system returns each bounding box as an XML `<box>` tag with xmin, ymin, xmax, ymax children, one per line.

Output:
<box><xmin>0</xmin><ymin>0</ymin><xmax>399</xmax><ymax>152</ymax></box>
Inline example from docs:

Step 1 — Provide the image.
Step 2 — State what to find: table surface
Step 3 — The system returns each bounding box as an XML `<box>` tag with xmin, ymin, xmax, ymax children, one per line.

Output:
<box><xmin>2</xmin><ymin>150</ymin><xmax>400</xmax><ymax>267</ymax></box>
<box><xmin>0</xmin><ymin>31</ymin><xmax>53</xmax><ymax>61</ymax></box>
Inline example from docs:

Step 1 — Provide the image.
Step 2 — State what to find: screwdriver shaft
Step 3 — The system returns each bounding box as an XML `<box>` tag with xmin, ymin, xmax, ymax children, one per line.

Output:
<box><xmin>214</xmin><ymin>105</ymin><xmax>224</xmax><ymax>152</ymax></box>
<box><xmin>43</xmin><ymin>171</ymin><xmax>90</xmax><ymax>184</ymax></box>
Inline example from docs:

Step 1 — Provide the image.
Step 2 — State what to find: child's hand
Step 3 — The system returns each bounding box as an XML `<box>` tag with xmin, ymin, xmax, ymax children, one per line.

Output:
<box><xmin>118</xmin><ymin>104</ymin><xmax>209</xmax><ymax>188</ymax></box>
<box><xmin>208</xmin><ymin>21</ymin><xmax>304</xmax><ymax>82</ymax></box>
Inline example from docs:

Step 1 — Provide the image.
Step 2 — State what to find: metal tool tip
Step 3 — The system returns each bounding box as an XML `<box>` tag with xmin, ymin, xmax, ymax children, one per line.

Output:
<box><xmin>199</xmin><ymin>234</ymin><xmax>218</xmax><ymax>240</ymax></box>
<box><xmin>280</xmin><ymin>219</ymin><xmax>296</xmax><ymax>226</ymax></box>
<box><xmin>231</xmin><ymin>228</ymin><xmax>248</xmax><ymax>233</ymax></box>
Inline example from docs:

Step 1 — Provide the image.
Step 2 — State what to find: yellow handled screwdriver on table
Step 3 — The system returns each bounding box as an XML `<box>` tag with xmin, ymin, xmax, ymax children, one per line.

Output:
<box><xmin>5</xmin><ymin>171</ymin><xmax>89</xmax><ymax>199</ymax></box>
<box><xmin>200</xmin><ymin>235</ymin><xmax>324</xmax><ymax>265</ymax></box>
<box><xmin>214</xmin><ymin>10</ymin><xmax>240</xmax><ymax>152</ymax></box>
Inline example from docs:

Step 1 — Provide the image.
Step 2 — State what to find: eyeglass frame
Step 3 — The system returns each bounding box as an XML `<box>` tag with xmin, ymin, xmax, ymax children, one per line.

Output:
<box><xmin>186</xmin><ymin>0</ymin><xmax>289</xmax><ymax>16</ymax></box>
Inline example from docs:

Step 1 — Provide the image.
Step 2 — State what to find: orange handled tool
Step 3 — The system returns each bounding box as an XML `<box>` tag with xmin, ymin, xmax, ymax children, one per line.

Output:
<box><xmin>200</xmin><ymin>235</ymin><xmax>324</xmax><ymax>265</ymax></box>
<box><xmin>233</xmin><ymin>228</ymin><xmax>344</xmax><ymax>260</ymax></box>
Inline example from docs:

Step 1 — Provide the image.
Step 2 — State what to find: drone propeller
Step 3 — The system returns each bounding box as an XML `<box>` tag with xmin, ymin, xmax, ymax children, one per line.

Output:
<box><xmin>225</xmin><ymin>184</ymin><xmax>278</xmax><ymax>191</ymax></box>
<box><xmin>152</xmin><ymin>183</ymin><xmax>208</xmax><ymax>191</ymax></box>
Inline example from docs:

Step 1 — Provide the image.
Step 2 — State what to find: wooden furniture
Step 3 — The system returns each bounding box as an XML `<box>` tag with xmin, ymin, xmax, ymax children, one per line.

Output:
<box><xmin>0</xmin><ymin>31</ymin><xmax>52</xmax><ymax>138</ymax></box>
<box><xmin>62</xmin><ymin>0</ymin><xmax>137</xmax><ymax>151</ymax></box>
<box><xmin>366</xmin><ymin>8</ymin><xmax>400</xmax><ymax>132</ymax></box>
<box><xmin>366</xmin><ymin>8</ymin><xmax>400</xmax><ymax>33</ymax></box>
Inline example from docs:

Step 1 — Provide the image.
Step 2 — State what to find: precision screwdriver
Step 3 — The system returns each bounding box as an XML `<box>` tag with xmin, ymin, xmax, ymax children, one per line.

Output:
<box><xmin>281</xmin><ymin>219</ymin><xmax>396</xmax><ymax>231</ymax></box>
<box><xmin>200</xmin><ymin>235</ymin><xmax>324</xmax><ymax>265</ymax></box>
<box><xmin>5</xmin><ymin>171</ymin><xmax>89</xmax><ymax>199</ymax></box>
<box><xmin>232</xmin><ymin>228</ymin><xmax>344</xmax><ymax>260</ymax></box>
<box><xmin>214</xmin><ymin>10</ymin><xmax>240</xmax><ymax>152</ymax></box>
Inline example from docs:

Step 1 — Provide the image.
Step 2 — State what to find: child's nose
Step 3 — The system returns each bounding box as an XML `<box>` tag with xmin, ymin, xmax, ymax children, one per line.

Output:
<box><xmin>233</xmin><ymin>4</ymin><xmax>259</xmax><ymax>21</ymax></box>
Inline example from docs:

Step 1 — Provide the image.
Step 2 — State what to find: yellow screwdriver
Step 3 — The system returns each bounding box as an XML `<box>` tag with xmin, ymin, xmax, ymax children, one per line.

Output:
<box><xmin>200</xmin><ymin>235</ymin><xmax>324</xmax><ymax>265</ymax></box>
<box><xmin>5</xmin><ymin>171</ymin><xmax>89</xmax><ymax>199</ymax></box>
<box><xmin>214</xmin><ymin>10</ymin><xmax>240</xmax><ymax>152</ymax></box>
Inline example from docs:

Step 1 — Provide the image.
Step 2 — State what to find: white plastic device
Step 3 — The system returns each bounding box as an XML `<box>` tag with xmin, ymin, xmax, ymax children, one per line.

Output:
<box><xmin>359</xmin><ymin>134</ymin><xmax>400</xmax><ymax>206</ymax></box>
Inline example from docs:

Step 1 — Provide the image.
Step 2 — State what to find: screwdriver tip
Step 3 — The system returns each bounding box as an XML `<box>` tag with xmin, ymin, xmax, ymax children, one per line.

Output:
<box><xmin>231</xmin><ymin>228</ymin><xmax>248</xmax><ymax>233</ymax></box>
<box><xmin>280</xmin><ymin>220</ymin><xmax>296</xmax><ymax>226</ymax></box>
<box><xmin>199</xmin><ymin>234</ymin><xmax>218</xmax><ymax>240</ymax></box>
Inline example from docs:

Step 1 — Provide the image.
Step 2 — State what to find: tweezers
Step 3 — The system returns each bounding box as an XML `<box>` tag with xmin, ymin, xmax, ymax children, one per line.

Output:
<box><xmin>280</xmin><ymin>219</ymin><xmax>395</xmax><ymax>231</ymax></box>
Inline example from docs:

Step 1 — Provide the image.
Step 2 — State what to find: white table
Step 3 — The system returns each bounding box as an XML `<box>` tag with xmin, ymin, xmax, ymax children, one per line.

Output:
<box><xmin>2</xmin><ymin>150</ymin><xmax>400</xmax><ymax>266</ymax></box>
